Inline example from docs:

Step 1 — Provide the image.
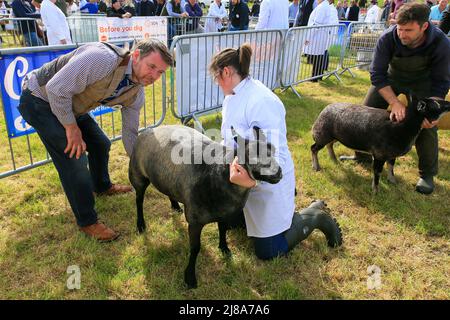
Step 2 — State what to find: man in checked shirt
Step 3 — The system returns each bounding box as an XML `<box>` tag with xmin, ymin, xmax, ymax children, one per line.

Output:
<box><xmin>18</xmin><ymin>39</ymin><xmax>174</xmax><ymax>242</ymax></box>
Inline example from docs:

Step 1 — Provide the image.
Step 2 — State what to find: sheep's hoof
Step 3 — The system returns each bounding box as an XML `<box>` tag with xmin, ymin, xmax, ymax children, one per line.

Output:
<box><xmin>312</xmin><ymin>164</ymin><xmax>321</xmax><ymax>172</ymax></box>
<box><xmin>184</xmin><ymin>271</ymin><xmax>198</xmax><ymax>289</ymax></box>
<box><xmin>219</xmin><ymin>246</ymin><xmax>231</xmax><ymax>257</ymax></box>
<box><xmin>371</xmin><ymin>186</ymin><xmax>379</xmax><ymax>195</ymax></box>
<box><xmin>137</xmin><ymin>222</ymin><xmax>146</xmax><ymax>234</ymax></box>
<box><xmin>387</xmin><ymin>175</ymin><xmax>397</xmax><ymax>184</ymax></box>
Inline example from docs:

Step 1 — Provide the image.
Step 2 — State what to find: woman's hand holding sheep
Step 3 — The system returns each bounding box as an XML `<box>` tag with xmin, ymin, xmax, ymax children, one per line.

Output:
<box><xmin>229</xmin><ymin>157</ymin><xmax>257</xmax><ymax>188</ymax></box>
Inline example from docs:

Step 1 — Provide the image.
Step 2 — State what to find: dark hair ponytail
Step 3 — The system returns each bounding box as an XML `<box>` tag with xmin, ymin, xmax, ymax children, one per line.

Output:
<box><xmin>209</xmin><ymin>43</ymin><xmax>253</xmax><ymax>80</ymax></box>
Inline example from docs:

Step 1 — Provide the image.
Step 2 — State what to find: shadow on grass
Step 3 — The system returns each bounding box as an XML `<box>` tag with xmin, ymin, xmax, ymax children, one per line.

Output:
<box><xmin>322</xmin><ymin>161</ymin><xmax>450</xmax><ymax>239</ymax></box>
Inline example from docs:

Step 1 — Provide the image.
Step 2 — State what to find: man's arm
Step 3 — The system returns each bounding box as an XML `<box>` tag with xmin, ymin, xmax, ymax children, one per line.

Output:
<box><xmin>121</xmin><ymin>88</ymin><xmax>145</xmax><ymax>157</ymax></box>
<box><xmin>255</xmin><ymin>0</ymin><xmax>269</xmax><ymax>30</ymax></box>
<box><xmin>439</xmin><ymin>8</ymin><xmax>450</xmax><ymax>34</ymax></box>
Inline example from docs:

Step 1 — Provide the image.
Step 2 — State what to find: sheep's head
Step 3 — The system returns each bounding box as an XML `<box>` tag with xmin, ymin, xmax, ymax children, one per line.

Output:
<box><xmin>232</xmin><ymin>126</ymin><xmax>283</xmax><ymax>184</ymax></box>
<box><xmin>412</xmin><ymin>96</ymin><xmax>450</xmax><ymax>122</ymax></box>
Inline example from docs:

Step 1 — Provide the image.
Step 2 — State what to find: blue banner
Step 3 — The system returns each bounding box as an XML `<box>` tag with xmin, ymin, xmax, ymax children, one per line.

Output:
<box><xmin>0</xmin><ymin>49</ymin><xmax>115</xmax><ymax>138</ymax></box>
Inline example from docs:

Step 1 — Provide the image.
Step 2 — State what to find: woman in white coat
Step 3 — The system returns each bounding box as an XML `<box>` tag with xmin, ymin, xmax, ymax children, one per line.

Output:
<box><xmin>205</xmin><ymin>0</ymin><xmax>228</xmax><ymax>32</ymax></box>
<box><xmin>304</xmin><ymin>0</ymin><xmax>339</xmax><ymax>81</ymax></box>
<box><xmin>209</xmin><ymin>43</ymin><xmax>343</xmax><ymax>260</ymax></box>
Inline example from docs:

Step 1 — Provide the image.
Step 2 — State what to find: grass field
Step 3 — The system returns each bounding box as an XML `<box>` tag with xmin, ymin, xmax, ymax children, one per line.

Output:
<box><xmin>0</xmin><ymin>69</ymin><xmax>448</xmax><ymax>299</ymax></box>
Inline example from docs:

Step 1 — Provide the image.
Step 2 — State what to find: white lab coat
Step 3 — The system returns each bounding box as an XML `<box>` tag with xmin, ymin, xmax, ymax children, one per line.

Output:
<box><xmin>221</xmin><ymin>77</ymin><xmax>296</xmax><ymax>238</ymax></box>
<box><xmin>255</xmin><ymin>0</ymin><xmax>290</xmax><ymax>30</ymax></box>
<box><xmin>304</xmin><ymin>1</ymin><xmax>339</xmax><ymax>55</ymax></box>
<box><xmin>205</xmin><ymin>1</ymin><xmax>228</xmax><ymax>33</ymax></box>
<box><xmin>364</xmin><ymin>4</ymin><xmax>381</xmax><ymax>23</ymax></box>
<box><xmin>41</xmin><ymin>0</ymin><xmax>72</xmax><ymax>45</ymax></box>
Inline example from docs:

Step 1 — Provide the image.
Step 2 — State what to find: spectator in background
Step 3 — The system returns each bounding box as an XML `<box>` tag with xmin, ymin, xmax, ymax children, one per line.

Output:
<box><xmin>185</xmin><ymin>0</ymin><xmax>203</xmax><ymax>32</ymax></box>
<box><xmin>98</xmin><ymin>0</ymin><xmax>107</xmax><ymax>13</ymax></box>
<box><xmin>250</xmin><ymin>0</ymin><xmax>260</xmax><ymax>17</ymax></box>
<box><xmin>429</xmin><ymin>0</ymin><xmax>448</xmax><ymax>25</ymax></box>
<box><xmin>121</xmin><ymin>0</ymin><xmax>136</xmax><ymax>15</ymax></box>
<box><xmin>107</xmin><ymin>0</ymin><xmax>132</xmax><ymax>17</ymax></box>
<box><xmin>139</xmin><ymin>0</ymin><xmax>156</xmax><ymax>16</ymax></box>
<box><xmin>364</xmin><ymin>0</ymin><xmax>381</xmax><ymax>23</ymax></box>
<box><xmin>155</xmin><ymin>0</ymin><xmax>166</xmax><ymax>15</ymax></box>
<box><xmin>304</xmin><ymin>0</ymin><xmax>338</xmax><ymax>81</ymax></box>
<box><xmin>380</xmin><ymin>0</ymin><xmax>390</xmax><ymax>22</ymax></box>
<box><xmin>346</xmin><ymin>0</ymin><xmax>359</xmax><ymax>21</ymax></box>
<box><xmin>289</xmin><ymin>0</ymin><xmax>300</xmax><ymax>27</ymax></box>
<box><xmin>80</xmin><ymin>0</ymin><xmax>99</xmax><ymax>13</ymax></box>
<box><xmin>66</xmin><ymin>0</ymin><xmax>79</xmax><ymax>15</ymax></box>
<box><xmin>205</xmin><ymin>0</ymin><xmax>227</xmax><ymax>32</ymax></box>
<box><xmin>389</xmin><ymin>0</ymin><xmax>404</xmax><ymax>25</ymax></box>
<box><xmin>40</xmin><ymin>0</ymin><xmax>72</xmax><ymax>44</ymax></box>
<box><xmin>79</xmin><ymin>0</ymin><xmax>89</xmax><ymax>12</ymax></box>
<box><xmin>295</xmin><ymin>0</ymin><xmax>317</xmax><ymax>26</ymax></box>
<box><xmin>358</xmin><ymin>0</ymin><xmax>366</xmax><ymax>9</ymax></box>
<box><xmin>229</xmin><ymin>0</ymin><xmax>249</xmax><ymax>31</ymax></box>
<box><xmin>426</xmin><ymin>0</ymin><xmax>436</xmax><ymax>9</ymax></box>
<box><xmin>12</xmin><ymin>0</ymin><xmax>43</xmax><ymax>46</ymax></box>
<box><xmin>336</xmin><ymin>1</ymin><xmax>346</xmax><ymax>20</ymax></box>
<box><xmin>439</xmin><ymin>5</ymin><xmax>450</xmax><ymax>33</ymax></box>
<box><xmin>256</xmin><ymin>0</ymin><xmax>289</xmax><ymax>30</ymax></box>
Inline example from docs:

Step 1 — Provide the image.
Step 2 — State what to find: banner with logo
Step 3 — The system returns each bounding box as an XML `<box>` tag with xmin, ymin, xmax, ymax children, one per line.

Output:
<box><xmin>97</xmin><ymin>17</ymin><xmax>168</xmax><ymax>45</ymax></box>
<box><xmin>0</xmin><ymin>49</ymin><xmax>115</xmax><ymax>138</ymax></box>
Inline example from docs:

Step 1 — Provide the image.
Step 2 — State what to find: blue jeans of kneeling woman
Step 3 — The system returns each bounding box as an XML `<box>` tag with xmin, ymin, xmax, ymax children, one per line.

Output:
<box><xmin>18</xmin><ymin>89</ymin><xmax>113</xmax><ymax>227</ymax></box>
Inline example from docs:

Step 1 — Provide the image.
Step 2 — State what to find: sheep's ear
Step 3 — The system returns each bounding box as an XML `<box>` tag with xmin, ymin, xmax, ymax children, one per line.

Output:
<box><xmin>416</xmin><ymin>100</ymin><xmax>427</xmax><ymax>113</ymax></box>
<box><xmin>252</xmin><ymin>126</ymin><xmax>267</xmax><ymax>142</ymax></box>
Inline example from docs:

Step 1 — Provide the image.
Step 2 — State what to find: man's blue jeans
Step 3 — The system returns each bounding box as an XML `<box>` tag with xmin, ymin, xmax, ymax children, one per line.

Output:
<box><xmin>24</xmin><ymin>32</ymin><xmax>43</xmax><ymax>47</ymax></box>
<box><xmin>228</xmin><ymin>25</ymin><xmax>249</xmax><ymax>32</ymax></box>
<box><xmin>18</xmin><ymin>89</ymin><xmax>112</xmax><ymax>227</ymax></box>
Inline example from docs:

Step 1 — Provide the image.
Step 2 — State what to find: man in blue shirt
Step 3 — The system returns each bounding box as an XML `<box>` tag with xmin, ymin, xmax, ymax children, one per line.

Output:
<box><xmin>429</xmin><ymin>0</ymin><xmax>448</xmax><ymax>25</ymax></box>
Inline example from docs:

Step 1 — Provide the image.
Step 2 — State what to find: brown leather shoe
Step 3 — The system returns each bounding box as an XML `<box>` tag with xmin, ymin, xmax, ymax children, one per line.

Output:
<box><xmin>95</xmin><ymin>184</ymin><xmax>133</xmax><ymax>196</ymax></box>
<box><xmin>79</xmin><ymin>222</ymin><xmax>120</xmax><ymax>242</ymax></box>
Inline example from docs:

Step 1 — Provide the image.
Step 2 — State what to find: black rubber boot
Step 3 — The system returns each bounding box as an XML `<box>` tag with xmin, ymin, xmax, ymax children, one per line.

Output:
<box><xmin>284</xmin><ymin>200</ymin><xmax>343</xmax><ymax>250</ymax></box>
<box><xmin>415</xmin><ymin>176</ymin><xmax>435</xmax><ymax>195</ymax></box>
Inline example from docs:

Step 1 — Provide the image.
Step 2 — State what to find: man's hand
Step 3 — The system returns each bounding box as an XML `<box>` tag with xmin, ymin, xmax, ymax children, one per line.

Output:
<box><xmin>123</xmin><ymin>12</ymin><xmax>132</xmax><ymax>18</ymax></box>
<box><xmin>229</xmin><ymin>157</ymin><xmax>257</xmax><ymax>188</ymax></box>
<box><xmin>63</xmin><ymin>123</ymin><xmax>86</xmax><ymax>159</ymax></box>
<box><xmin>390</xmin><ymin>101</ymin><xmax>407</xmax><ymax>122</ymax></box>
<box><xmin>422</xmin><ymin>118</ymin><xmax>439</xmax><ymax>129</ymax></box>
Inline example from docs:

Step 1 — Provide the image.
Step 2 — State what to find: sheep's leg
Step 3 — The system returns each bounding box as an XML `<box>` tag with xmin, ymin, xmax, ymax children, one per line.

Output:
<box><xmin>311</xmin><ymin>143</ymin><xmax>325</xmax><ymax>171</ymax></box>
<box><xmin>135</xmin><ymin>180</ymin><xmax>150</xmax><ymax>234</ymax></box>
<box><xmin>386</xmin><ymin>158</ymin><xmax>397</xmax><ymax>184</ymax></box>
<box><xmin>170</xmin><ymin>198</ymin><xmax>183</xmax><ymax>213</ymax></box>
<box><xmin>326</xmin><ymin>142</ymin><xmax>338</xmax><ymax>163</ymax></box>
<box><xmin>372</xmin><ymin>159</ymin><xmax>385</xmax><ymax>194</ymax></box>
<box><xmin>217</xmin><ymin>221</ymin><xmax>231</xmax><ymax>255</ymax></box>
<box><xmin>184</xmin><ymin>223</ymin><xmax>204</xmax><ymax>289</ymax></box>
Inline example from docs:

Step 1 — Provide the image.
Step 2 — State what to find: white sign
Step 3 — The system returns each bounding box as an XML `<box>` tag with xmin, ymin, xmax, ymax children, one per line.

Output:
<box><xmin>97</xmin><ymin>17</ymin><xmax>168</xmax><ymax>46</ymax></box>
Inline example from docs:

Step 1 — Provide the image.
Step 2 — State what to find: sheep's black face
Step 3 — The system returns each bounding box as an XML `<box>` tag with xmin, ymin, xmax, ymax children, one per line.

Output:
<box><xmin>233</xmin><ymin>127</ymin><xmax>283</xmax><ymax>185</ymax></box>
<box><xmin>417</xmin><ymin>98</ymin><xmax>450</xmax><ymax>122</ymax></box>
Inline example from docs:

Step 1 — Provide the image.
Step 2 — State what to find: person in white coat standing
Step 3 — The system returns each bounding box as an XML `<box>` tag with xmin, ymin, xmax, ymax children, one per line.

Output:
<box><xmin>208</xmin><ymin>43</ymin><xmax>343</xmax><ymax>260</ymax></box>
<box><xmin>40</xmin><ymin>0</ymin><xmax>72</xmax><ymax>45</ymax></box>
<box><xmin>304</xmin><ymin>0</ymin><xmax>339</xmax><ymax>81</ymax></box>
<box><xmin>255</xmin><ymin>0</ymin><xmax>290</xmax><ymax>30</ymax></box>
<box><xmin>364</xmin><ymin>0</ymin><xmax>381</xmax><ymax>23</ymax></box>
<box><xmin>205</xmin><ymin>0</ymin><xmax>228</xmax><ymax>32</ymax></box>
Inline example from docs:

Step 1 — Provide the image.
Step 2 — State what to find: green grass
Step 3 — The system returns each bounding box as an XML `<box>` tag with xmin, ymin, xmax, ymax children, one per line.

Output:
<box><xmin>0</xmin><ymin>70</ymin><xmax>449</xmax><ymax>299</ymax></box>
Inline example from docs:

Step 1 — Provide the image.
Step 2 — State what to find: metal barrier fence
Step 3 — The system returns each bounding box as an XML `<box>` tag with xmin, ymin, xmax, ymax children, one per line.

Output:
<box><xmin>339</xmin><ymin>22</ymin><xmax>385</xmax><ymax>75</ymax></box>
<box><xmin>280</xmin><ymin>24</ymin><xmax>346</xmax><ymax>98</ymax></box>
<box><xmin>0</xmin><ymin>40</ymin><xmax>167</xmax><ymax>179</ymax></box>
<box><xmin>169</xmin><ymin>29</ymin><xmax>284</xmax><ymax>128</ymax></box>
<box><xmin>0</xmin><ymin>22</ymin><xmax>389</xmax><ymax>178</ymax></box>
<box><xmin>0</xmin><ymin>17</ymin><xmax>49</xmax><ymax>48</ymax></box>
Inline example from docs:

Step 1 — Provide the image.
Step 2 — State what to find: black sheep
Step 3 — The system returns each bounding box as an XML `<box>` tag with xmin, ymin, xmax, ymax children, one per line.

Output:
<box><xmin>311</xmin><ymin>97</ymin><xmax>450</xmax><ymax>193</ymax></box>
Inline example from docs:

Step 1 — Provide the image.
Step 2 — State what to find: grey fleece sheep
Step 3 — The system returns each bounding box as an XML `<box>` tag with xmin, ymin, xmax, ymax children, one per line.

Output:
<box><xmin>311</xmin><ymin>97</ymin><xmax>450</xmax><ymax>193</ymax></box>
<box><xmin>129</xmin><ymin>125</ymin><xmax>282</xmax><ymax>288</ymax></box>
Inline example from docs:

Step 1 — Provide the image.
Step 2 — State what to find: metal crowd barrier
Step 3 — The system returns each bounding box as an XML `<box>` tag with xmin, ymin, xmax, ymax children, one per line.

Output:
<box><xmin>169</xmin><ymin>29</ymin><xmax>284</xmax><ymax>130</ymax></box>
<box><xmin>339</xmin><ymin>22</ymin><xmax>385</xmax><ymax>76</ymax></box>
<box><xmin>280</xmin><ymin>24</ymin><xmax>345</xmax><ymax>98</ymax></box>
<box><xmin>0</xmin><ymin>39</ymin><xmax>166</xmax><ymax>179</ymax></box>
<box><xmin>0</xmin><ymin>17</ymin><xmax>48</xmax><ymax>48</ymax></box>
